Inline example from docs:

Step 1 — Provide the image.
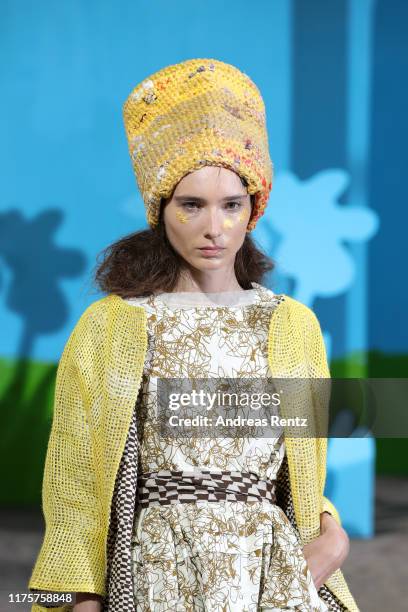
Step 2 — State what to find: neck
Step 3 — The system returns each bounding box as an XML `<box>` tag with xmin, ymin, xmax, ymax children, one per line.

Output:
<box><xmin>173</xmin><ymin>269</ymin><xmax>245</xmax><ymax>293</ymax></box>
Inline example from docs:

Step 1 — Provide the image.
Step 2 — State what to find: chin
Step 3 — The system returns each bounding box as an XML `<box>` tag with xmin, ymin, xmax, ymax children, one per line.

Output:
<box><xmin>193</xmin><ymin>260</ymin><xmax>224</xmax><ymax>270</ymax></box>
<box><xmin>186</xmin><ymin>256</ymin><xmax>224</xmax><ymax>270</ymax></box>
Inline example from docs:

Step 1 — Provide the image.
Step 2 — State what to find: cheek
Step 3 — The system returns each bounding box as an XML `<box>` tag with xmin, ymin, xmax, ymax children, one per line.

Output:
<box><xmin>222</xmin><ymin>210</ymin><xmax>249</xmax><ymax>231</ymax></box>
<box><xmin>175</xmin><ymin>210</ymin><xmax>189</xmax><ymax>224</ymax></box>
<box><xmin>165</xmin><ymin>211</ymin><xmax>195</xmax><ymax>255</ymax></box>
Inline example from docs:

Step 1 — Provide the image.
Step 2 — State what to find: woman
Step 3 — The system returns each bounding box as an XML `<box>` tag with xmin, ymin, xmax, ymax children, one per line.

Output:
<box><xmin>28</xmin><ymin>59</ymin><xmax>359</xmax><ymax>611</ymax></box>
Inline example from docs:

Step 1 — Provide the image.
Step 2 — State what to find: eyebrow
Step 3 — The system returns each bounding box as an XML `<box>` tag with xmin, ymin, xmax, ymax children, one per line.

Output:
<box><xmin>174</xmin><ymin>194</ymin><xmax>248</xmax><ymax>202</ymax></box>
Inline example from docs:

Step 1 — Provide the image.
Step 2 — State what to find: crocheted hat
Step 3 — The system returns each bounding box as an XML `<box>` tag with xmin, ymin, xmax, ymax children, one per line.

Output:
<box><xmin>123</xmin><ymin>58</ymin><xmax>273</xmax><ymax>232</ymax></box>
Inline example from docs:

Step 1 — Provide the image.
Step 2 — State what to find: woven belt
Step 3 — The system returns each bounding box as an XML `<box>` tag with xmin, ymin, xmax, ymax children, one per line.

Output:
<box><xmin>136</xmin><ymin>470</ymin><xmax>277</xmax><ymax>508</ymax></box>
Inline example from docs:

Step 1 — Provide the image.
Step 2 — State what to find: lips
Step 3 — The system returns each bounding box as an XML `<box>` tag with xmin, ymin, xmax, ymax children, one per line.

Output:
<box><xmin>198</xmin><ymin>246</ymin><xmax>225</xmax><ymax>256</ymax></box>
<box><xmin>198</xmin><ymin>247</ymin><xmax>223</xmax><ymax>251</ymax></box>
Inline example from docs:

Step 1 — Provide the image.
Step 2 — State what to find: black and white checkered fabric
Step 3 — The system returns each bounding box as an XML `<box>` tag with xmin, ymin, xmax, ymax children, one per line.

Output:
<box><xmin>102</xmin><ymin>397</ymin><xmax>139</xmax><ymax>612</ymax></box>
<box><xmin>137</xmin><ymin>469</ymin><xmax>277</xmax><ymax>507</ymax></box>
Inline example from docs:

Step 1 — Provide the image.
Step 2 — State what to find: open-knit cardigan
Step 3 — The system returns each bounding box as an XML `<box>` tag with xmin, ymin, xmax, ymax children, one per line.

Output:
<box><xmin>28</xmin><ymin>292</ymin><xmax>359</xmax><ymax>612</ymax></box>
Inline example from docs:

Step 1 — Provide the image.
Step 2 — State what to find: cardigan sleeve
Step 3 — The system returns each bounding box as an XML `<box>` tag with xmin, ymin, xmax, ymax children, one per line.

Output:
<box><xmin>321</xmin><ymin>495</ymin><xmax>342</xmax><ymax>525</ymax></box>
<box><xmin>28</xmin><ymin>306</ymin><xmax>107</xmax><ymax>601</ymax></box>
<box><xmin>304</xmin><ymin>306</ymin><xmax>343</xmax><ymax>528</ymax></box>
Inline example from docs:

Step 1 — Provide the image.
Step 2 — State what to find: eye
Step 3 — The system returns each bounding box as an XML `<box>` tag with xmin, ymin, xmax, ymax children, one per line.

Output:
<box><xmin>182</xmin><ymin>202</ymin><xmax>201</xmax><ymax>211</ymax></box>
<box><xmin>225</xmin><ymin>201</ymin><xmax>243</xmax><ymax>211</ymax></box>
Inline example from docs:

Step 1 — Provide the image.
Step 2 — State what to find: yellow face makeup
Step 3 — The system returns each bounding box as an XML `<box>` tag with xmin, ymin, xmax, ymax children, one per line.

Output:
<box><xmin>175</xmin><ymin>210</ymin><xmax>189</xmax><ymax>224</ymax></box>
<box><xmin>237</xmin><ymin>211</ymin><xmax>247</xmax><ymax>223</ymax></box>
<box><xmin>222</xmin><ymin>218</ymin><xmax>234</xmax><ymax>229</ymax></box>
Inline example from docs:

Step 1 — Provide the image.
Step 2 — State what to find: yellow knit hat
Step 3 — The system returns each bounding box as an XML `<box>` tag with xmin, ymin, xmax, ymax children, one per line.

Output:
<box><xmin>123</xmin><ymin>58</ymin><xmax>273</xmax><ymax>232</ymax></box>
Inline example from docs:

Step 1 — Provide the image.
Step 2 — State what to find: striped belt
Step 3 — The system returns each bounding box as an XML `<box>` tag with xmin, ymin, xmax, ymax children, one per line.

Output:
<box><xmin>136</xmin><ymin>470</ymin><xmax>277</xmax><ymax>508</ymax></box>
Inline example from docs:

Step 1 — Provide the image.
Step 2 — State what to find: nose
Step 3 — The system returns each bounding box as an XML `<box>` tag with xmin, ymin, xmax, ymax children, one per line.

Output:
<box><xmin>203</xmin><ymin>206</ymin><xmax>223</xmax><ymax>239</ymax></box>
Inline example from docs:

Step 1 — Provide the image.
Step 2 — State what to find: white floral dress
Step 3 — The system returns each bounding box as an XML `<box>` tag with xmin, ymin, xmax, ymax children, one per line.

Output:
<box><xmin>126</xmin><ymin>282</ymin><xmax>328</xmax><ymax>612</ymax></box>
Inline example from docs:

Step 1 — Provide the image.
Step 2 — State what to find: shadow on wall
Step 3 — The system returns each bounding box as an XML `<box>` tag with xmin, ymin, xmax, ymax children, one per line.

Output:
<box><xmin>0</xmin><ymin>208</ymin><xmax>86</xmax><ymax>504</ymax></box>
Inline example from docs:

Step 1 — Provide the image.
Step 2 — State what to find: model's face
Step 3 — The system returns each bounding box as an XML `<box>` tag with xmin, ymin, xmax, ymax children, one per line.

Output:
<box><xmin>163</xmin><ymin>166</ymin><xmax>252</xmax><ymax>273</ymax></box>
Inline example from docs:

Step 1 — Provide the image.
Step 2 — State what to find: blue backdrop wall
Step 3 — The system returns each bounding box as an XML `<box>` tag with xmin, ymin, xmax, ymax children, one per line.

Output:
<box><xmin>1</xmin><ymin>0</ymin><xmax>407</xmax><ymax>509</ymax></box>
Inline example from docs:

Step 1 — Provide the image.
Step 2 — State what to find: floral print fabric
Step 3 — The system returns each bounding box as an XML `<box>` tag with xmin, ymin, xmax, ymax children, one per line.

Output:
<box><xmin>127</xmin><ymin>283</ymin><xmax>328</xmax><ymax>611</ymax></box>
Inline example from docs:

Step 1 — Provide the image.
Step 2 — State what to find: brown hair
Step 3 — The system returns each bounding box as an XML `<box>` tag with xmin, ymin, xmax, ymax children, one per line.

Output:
<box><xmin>93</xmin><ymin>175</ymin><xmax>275</xmax><ymax>298</ymax></box>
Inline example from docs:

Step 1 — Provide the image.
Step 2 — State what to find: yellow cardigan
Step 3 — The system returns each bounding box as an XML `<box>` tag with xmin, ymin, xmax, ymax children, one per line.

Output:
<box><xmin>28</xmin><ymin>293</ymin><xmax>359</xmax><ymax>612</ymax></box>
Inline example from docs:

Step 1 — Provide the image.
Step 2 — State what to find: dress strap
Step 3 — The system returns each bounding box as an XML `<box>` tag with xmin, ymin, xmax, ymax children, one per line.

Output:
<box><xmin>136</xmin><ymin>469</ymin><xmax>277</xmax><ymax>508</ymax></box>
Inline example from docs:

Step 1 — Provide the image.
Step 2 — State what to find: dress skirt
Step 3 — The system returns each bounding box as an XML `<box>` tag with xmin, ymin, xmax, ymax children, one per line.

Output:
<box><xmin>131</xmin><ymin>499</ymin><xmax>327</xmax><ymax>611</ymax></box>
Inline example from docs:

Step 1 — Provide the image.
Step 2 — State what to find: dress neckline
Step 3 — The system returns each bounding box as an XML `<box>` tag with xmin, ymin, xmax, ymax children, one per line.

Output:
<box><xmin>123</xmin><ymin>282</ymin><xmax>277</xmax><ymax>309</ymax></box>
<box><xmin>153</xmin><ymin>282</ymin><xmax>260</xmax><ymax>308</ymax></box>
